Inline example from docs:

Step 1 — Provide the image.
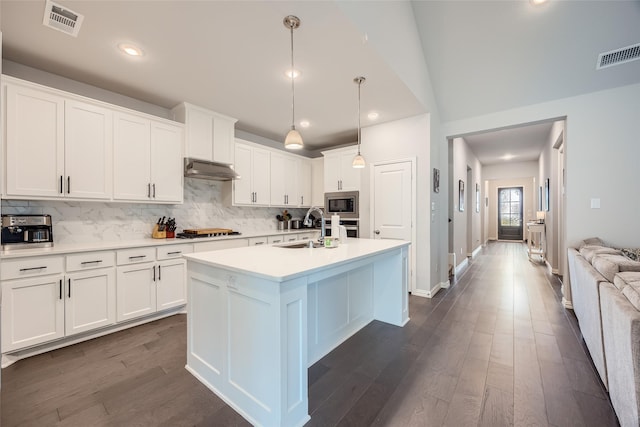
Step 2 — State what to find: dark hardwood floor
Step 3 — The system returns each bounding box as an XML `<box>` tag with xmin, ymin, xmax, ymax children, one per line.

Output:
<box><xmin>1</xmin><ymin>242</ymin><xmax>619</xmax><ymax>426</ymax></box>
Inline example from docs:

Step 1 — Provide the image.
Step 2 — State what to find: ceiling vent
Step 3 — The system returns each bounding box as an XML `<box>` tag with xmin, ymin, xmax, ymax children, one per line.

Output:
<box><xmin>42</xmin><ymin>0</ymin><xmax>84</xmax><ymax>37</ymax></box>
<box><xmin>596</xmin><ymin>43</ymin><xmax>640</xmax><ymax>70</ymax></box>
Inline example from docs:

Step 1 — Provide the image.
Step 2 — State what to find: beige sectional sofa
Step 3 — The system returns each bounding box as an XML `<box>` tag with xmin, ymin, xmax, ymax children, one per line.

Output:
<box><xmin>567</xmin><ymin>238</ymin><xmax>640</xmax><ymax>427</ymax></box>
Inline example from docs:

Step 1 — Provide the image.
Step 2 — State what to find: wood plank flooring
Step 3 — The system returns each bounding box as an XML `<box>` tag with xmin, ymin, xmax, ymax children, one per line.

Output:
<box><xmin>1</xmin><ymin>242</ymin><xmax>619</xmax><ymax>426</ymax></box>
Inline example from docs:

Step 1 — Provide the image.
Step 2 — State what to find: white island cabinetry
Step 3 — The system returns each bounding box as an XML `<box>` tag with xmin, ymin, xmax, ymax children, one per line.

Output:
<box><xmin>184</xmin><ymin>239</ymin><xmax>409</xmax><ymax>427</ymax></box>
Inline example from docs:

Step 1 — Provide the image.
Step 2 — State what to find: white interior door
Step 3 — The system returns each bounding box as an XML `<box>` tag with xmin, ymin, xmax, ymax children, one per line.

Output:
<box><xmin>372</xmin><ymin>161</ymin><xmax>412</xmax><ymax>240</ymax></box>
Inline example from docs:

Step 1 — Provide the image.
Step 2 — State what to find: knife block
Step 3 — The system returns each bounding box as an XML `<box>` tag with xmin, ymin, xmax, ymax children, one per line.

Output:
<box><xmin>152</xmin><ymin>224</ymin><xmax>166</xmax><ymax>239</ymax></box>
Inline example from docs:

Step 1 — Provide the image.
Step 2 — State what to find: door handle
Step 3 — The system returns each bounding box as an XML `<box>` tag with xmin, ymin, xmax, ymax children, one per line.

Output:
<box><xmin>375</xmin><ymin>230</ymin><xmax>381</xmax><ymax>235</ymax></box>
<box><xmin>148</xmin><ymin>183</ymin><xmax>151</xmax><ymax>198</ymax></box>
<box><xmin>60</xmin><ymin>176</ymin><xmax>63</xmax><ymax>194</ymax></box>
<box><xmin>153</xmin><ymin>183</ymin><xmax>156</xmax><ymax>198</ymax></box>
<box><xmin>153</xmin><ymin>265</ymin><xmax>156</xmax><ymax>282</ymax></box>
<box><xmin>68</xmin><ymin>278</ymin><xmax>71</xmax><ymax>298</ymax></box>
<box><xmin>59</xmin><ymin>279</ymin><xmax>63</xmax><ymax>300</ymax></box>
<box><xmin>67</xmin><ymin>176</ymin><xmax>70</xmax><ymax>194</ymax></box>
<box><xmin>158</xmin><ymin>265</ymin><xmax>161</xmax><ymax>281</ymax></box>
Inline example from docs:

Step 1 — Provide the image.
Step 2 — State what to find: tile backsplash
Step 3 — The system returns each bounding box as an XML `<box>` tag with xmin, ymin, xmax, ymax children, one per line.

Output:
<box><xmin>1</xmin><ymin>179</ymin><xmax>309</xmax><ymax>244</ymax></box>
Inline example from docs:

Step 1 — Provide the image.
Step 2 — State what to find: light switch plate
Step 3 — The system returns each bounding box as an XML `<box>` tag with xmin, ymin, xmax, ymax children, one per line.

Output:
<box><xmin>590</xmin><ymin>198</ymin><xmax>601</xmax><ymax>209</ymax></box>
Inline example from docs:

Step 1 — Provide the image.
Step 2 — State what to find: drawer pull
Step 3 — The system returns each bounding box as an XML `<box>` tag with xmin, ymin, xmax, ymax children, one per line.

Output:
<box><xmin>80</xmin><ymin>260</ymin><xmax>103</xmax><ymax>265</ymax></box>
<box><xmin>19</xmin><ymin>266</ymin><xmax>47</xmax><ymax>272</ymax></box>
<box><xmin>167</xmin><ymin>251</ymin><xmax>182</xmax><ymax>255</ymax></box>
<box><xmin>128</xmin><ymin>255</ymin><xmax>147</xmax><ymax>260</ymax></box>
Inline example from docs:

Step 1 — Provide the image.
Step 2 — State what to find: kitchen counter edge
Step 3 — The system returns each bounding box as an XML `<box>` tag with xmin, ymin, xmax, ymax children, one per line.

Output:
<box><xmin>0</xmin><ymin>229</ymin><xmax>320</xmax><ymax>259</ymax></box>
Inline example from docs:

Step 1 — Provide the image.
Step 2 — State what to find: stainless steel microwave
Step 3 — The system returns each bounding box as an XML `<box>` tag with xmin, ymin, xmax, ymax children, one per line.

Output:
<box><xmin>324</xmin><ymin>191</ymin><xmax>359</xmax><ymax>219</ymax></box>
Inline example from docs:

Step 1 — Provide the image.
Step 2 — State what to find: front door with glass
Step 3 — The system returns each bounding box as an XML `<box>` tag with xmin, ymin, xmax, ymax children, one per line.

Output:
<box><xmin>498</xmin><ymin>187</ymin><xmax>523</xmax><ymax>240</ymax></box>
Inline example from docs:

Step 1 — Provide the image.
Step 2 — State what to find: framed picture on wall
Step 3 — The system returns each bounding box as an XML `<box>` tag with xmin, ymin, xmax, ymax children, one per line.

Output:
<box><xmin>545</xmin><ymin>178</ymin><xmax>550</xmax><ymax>211</ymax></box>
<box><xmin>459</xmin><ymin>180</ymin><xmax>465</xmax><ymax>212</ymax></box>
<box><xmin>475</xmin><ymin>183</ymin><xmax>480</xmax><ymax>213</ymax></box>
<box><xmin>433</xmin><ymin>168</ymin><xmax>440</xmax><ymax>193</ymax></box>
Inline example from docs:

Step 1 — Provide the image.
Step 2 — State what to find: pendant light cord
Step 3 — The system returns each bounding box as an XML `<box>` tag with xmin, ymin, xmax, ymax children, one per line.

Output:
<box><xmin>357</xmin><ymin>79</ymin><xmax>361</xmax><ymax>155</ymax></box>
<box><xmin>290</xmin><ymin>23</ymin><xmax>296</xmax><ymax>129</ymax></box>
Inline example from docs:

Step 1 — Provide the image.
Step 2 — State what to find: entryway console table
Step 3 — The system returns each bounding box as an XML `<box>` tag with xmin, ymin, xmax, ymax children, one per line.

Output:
<box><xmin>527</xmin><ymin>222</ymin><xmax>546</xmax><ymax>262</ymax></box>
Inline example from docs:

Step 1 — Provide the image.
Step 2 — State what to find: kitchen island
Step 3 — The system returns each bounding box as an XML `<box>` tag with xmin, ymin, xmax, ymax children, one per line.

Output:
<box><xmin>183</xmin><ymin>238</ymin><xmax>410</xmax><ymax>427</ymax></box>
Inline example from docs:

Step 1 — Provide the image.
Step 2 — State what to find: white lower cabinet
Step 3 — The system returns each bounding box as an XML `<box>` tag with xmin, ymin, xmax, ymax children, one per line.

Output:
<box><xmin>156</xmin><ymin>259</ymin><xmax>186</xmax><ymax>311</ymax></box>
<box><xmin>65</xmin><ymin>268</ymin><xmax>116</xmax><ymax>336</ymax></box>
<box><xmin>116</xmin><ymin>262</ymin><xmax>157</xmax><ymax>322</ymax></box>
<box><xmin>1</xmin><ymin>274</ymin><xmax>65</xmax><ymax>352</ymax></box>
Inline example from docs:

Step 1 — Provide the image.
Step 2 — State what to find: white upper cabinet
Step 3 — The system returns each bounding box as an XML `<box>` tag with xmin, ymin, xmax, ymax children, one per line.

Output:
<box><xmin>150</xmin><ymin>121</ymin><xmax>183</xmax><ymax>202</ymax></box>
<box><xmin>322</xmin><ymin>147</ymin><xmax>361</xmax><ymax>192</ymax></box>
<box><xmin>5</xmin><ymin>83</ymin><xmax>64</xmax><ymax>198</ymax></box>
<box><xmin>297</xmin><ymin>159</ymin><xmax>312</xmax><ymax>208</ymax></box>
<box><xmin>113</xmin><ymin>112</ymin><xmax>183</xmax><ymax>203</ymax></box>
<box><xmin>3</xmin><ymin>76</ymin><xmax>183</xmax><ymax>203</ymax></box>
<box><xmin>233</xmin><ymin>140</ymin><xmax>270</xmax><ymax>206</ymax></box>
<box><xmin>64</xmin><ymin>100</ymin><xmax>113</xmax><ymax>199</ymax></box>
<box><xmin>270</xmin><ymin>152</ymin><xmax>298</xmax><ymax>207</ymax></box>
<box><xmin>171</xmin><ymin>102</ymin><xmax>237</xmax><ymax>164</ymax></box>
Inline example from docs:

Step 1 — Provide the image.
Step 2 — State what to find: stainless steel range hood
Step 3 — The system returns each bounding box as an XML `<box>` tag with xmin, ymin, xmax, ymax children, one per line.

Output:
<box><xmin>184</xmin><ymin>158</ymin><xmax>240</xmax><ymax>181</ymax></box>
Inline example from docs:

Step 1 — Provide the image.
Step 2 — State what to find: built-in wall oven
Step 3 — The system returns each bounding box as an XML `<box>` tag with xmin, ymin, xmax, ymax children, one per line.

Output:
<box><xmin>324</xmin><ymin>191</ymin><xmax>359</xmax><ymax>219</ymax></box>
<box><xmin>324</xmin><ymin>218</ymin><xmax>359</xmax><ymax>238</ymax></box>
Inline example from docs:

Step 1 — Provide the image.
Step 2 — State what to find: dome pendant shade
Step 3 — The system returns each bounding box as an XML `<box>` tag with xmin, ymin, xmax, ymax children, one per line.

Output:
<box><xmin>352</xmin><ymin>153</ymin><xmax>366</xmax><ymax>168</ymax></box>
<box><xmin>352</xmin><ymin>76</ymin><xmax>366</xmax><ymax>168</ymax></box>
<box><xmin>283</xmin><ymin>15</ymin><xmax>303</xmax><ymax>150</ymax></box>
<box><xmin>284</xmin><ymin>127</ymin><xmax>303</xmax><ymax>150</ymax></box>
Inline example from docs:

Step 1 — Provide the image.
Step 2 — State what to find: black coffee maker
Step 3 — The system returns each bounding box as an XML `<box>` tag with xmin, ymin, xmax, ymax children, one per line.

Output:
<box><xmin>1</xmin><ymin>214</ymin><xmax>54</xmax><ymax>249</ymax></box>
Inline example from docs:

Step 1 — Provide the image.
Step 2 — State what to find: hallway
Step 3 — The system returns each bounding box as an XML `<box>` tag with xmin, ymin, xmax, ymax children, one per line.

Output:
<box><xmin>0</xmin><ymin>242</ymin><xmax>619</xmax><ymax>426</ymax></box>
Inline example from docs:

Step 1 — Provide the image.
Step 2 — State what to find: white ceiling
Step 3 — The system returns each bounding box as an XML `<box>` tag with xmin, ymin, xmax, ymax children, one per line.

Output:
<box><xmin>1</xmin><ymin>0</ymin><xmax>639</xmax><ymax>159</ymax></box>
<box><xmin>461</xmin><ymin>121</ymin><xmax>554</xmax><ymax>166</ymax></box>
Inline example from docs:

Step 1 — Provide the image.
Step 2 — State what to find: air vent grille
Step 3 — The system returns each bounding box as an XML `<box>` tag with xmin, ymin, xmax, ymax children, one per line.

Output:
<box><xmin>596</xmin><ymin>43</ymin><xmax>640</xmax><ymax>70</ymax></box>
<box><xmin>42</xmin><ymin>0</ymin><xmax>84</xmax><ymax>37</ymax></box>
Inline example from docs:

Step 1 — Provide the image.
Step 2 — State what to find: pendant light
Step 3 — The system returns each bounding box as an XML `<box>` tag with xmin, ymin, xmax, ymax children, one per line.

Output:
<box><xmin>352</xmin><ymin>76</ymin><xmax>366</xmax><ymax>168</ymax></box>
<box><xmin>283</xmin><ymin>15</ymin><xmax>303</xmax><ymax>150</ymax></box>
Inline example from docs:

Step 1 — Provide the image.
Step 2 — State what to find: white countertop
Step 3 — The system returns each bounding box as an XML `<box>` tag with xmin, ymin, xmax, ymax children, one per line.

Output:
<box><xmin>184</xmin><ymin>238</ymin><xmax>410</xmax><ymax>282</ymax></box>
<box><xmin>0</xmin><ymin>228</ymin><xmax>319</xmax><ymax>259</ymax></box>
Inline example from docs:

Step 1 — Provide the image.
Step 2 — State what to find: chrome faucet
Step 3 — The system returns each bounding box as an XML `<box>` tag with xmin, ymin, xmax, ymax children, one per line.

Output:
<box><xmin>303</xmin><ymin>206</ymin><xmax>325</xmax><ymax>243</ymax></box>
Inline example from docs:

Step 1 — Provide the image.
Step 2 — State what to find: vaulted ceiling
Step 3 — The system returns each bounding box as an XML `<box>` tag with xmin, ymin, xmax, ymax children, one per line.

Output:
<box><xmin>1</xmin><ymin>0</ymin><xmax>639</xmax><ymax>157</ymax></box>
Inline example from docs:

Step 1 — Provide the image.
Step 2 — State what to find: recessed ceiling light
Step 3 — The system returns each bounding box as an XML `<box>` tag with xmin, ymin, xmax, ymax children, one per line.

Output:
<box><xmin>285</xmin><ymin>69</ymin><xmax>301</xmax><ymax>79</ymax></box>
<box><xmin>299</xmin><ymin>120</ymin><xmax>310</xmax><ymax>128</ymax></box>
<box><xmin>118</xmin><ymin>43</ymin><xmax>144</xmax><ymax>57</ymax></box>
<box><xmin>501</xmin><ymin>154</ymin><xmax>515</xmax><ymax>160</ymax></box>
<box><xmin>530</xmin><ymin>0</ymin><xmax>548</xmax><ymax>5</ymax></box>
<box><xmin>368</xmin><ymin>112</ymin><xmax>379</xmax><ymax>121</ymax></box>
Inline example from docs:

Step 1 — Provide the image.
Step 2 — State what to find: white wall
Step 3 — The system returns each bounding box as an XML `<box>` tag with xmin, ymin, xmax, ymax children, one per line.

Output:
<box><xmin>441</xmin><ymin>82</ymin><xmax>640</xmax><ymax>304</ymax></box>
<box><xmin>451</xmin><ymin>138</ymin><xmax>482</xmax><ymax>265</ymax></box>
<box><xmin>483</xmin><ymin>161</ymin><xmax>538</xmax><ymax>180</ymax></box>
<box><xmin>359</xmin><ymin>114</ymin><xmax>431</xmax><ymax>294</ymax></box>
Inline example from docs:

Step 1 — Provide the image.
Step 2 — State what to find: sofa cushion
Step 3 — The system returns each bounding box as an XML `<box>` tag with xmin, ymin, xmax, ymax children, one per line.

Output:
<box><xmin>622</xmin><ymin>281</ymin><xmax>640</xmax><ymax>311</ymax></box>
<box><xmin>613</xmin><ymin>271</ymin><xmax>640</xmax><ymax>291</ymax></box>
<box><xmin>579</xmin><ymin>237</ymin><xmax>606</xmax><ymax>248</ymax></box>
<box><xmin>593</xmin><ymin>254</ymin><xmax>640</xmax><ymax>282</ymax></box>
<box><xmin>580</xmin><ymin>245</ymin><xmax>621</xmax><ymax>263</ymax></box>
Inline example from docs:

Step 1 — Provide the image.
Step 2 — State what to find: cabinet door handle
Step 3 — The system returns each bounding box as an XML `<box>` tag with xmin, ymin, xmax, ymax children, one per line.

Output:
<box><xmin>80</xmin><ymin>260</ymin><xmax>103</xmax><ymax>265</ymax></box>
<box><xmin>59</xmin><ymin>279</ymin><xmax>63</xmax><ymax>300</ymax></box>
<box><xmin>128</xmin><ymin>255</ymin><xmax>146</xmax><ymax>260</ymax></box>
<box><xmin>153</xmin><ymin>183</ymin><xmax>156</xmax><ymax>198</ymax></box>
<box><xmin>301</xmin><ymin>196</ymin><xmax>303</xmax><ymax>205</ymax></box>
<box><xmin>158</xmin><ymin>265</ymin><xmax>161</xmax><ymax>281</ymax></box>
<box><xmin>60</xmin><ymin>176</ymin><xmax>63</xmax><ymax>194</ymax></box>
<box><xmin>167</xmin><ymin>251</ymin><xmax>182</xmax><ymax>255</ymax></box>
<box><xmin>67</xmin><ymin>176</ymin><xmax>71</xmax><ymax>194</ymax></box>
<box><xmin>68</xmin><ymin>278</ymin><xmax>71</xmax><ymax>298</ymax></box>
<box><xmin>153</xmin><ymin>265</ymin><xmax>156</xmax><ymax>282</ymax></box>
<box><xmin>284</xmin><ymin>195</ymin><xmax>287</xmax><ymax>205</ymax></box>
<box><xmin>19</xmin><ymin>266</ymin><xmax>46</xmax><ymax>272</ymax></box>
<box><xmin>255</xmin><ymin>241</ymin><xmax>264</xmax><ymax>245</ymax></box>
<box><xmin>148</xmin><ymin>183</ymin><xmax>151</xmax><ymax>198</ymax></box>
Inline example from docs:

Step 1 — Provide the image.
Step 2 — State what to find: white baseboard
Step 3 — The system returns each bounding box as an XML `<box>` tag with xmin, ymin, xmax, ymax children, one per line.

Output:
<box><xmin>414</xmin><ymin>280</ymin><xmax>450</xmax><ymax>299</ymax></box>
<box><xmin>455</xmin><ymin>258</ymin><xmax>469</xmax><ymax>277</ymax></box>
<box><xmin>472</xmin><ymin>245</ymin><xmax>482</xmax><ymax>258</ymax></box>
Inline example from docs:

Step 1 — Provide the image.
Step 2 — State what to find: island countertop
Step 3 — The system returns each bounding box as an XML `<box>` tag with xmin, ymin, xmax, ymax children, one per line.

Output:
<box><xmin>183</xmin><ymin>238</ymin><xmax>410</xmax><ymax>282</ymax></box>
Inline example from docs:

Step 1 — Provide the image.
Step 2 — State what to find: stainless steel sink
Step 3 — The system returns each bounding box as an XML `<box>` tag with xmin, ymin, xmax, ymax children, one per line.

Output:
<box><xmin>278</xmin><ymin>241</ymin><xmax>324</xmax><ymax>249</ymax></box>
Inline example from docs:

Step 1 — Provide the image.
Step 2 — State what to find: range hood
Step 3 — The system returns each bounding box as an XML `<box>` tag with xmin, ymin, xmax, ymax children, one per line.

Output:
<box><xmin>184</xmin><ymin>158</ymin><xmax>240</xmax><ymax>181</ymax></box>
